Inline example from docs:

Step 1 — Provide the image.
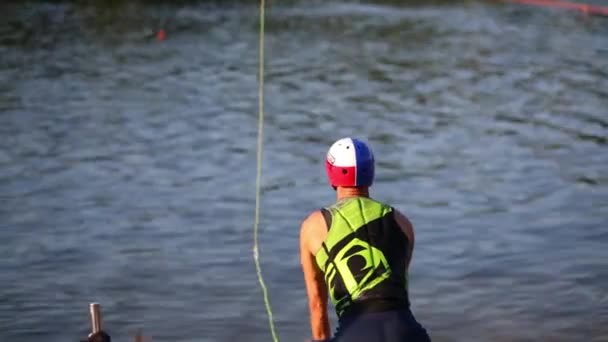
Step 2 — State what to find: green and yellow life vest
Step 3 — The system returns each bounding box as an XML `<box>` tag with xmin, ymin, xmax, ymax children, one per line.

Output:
<box><xmin>314</xmin><ymin>197</ymin><xmax>410</xmax><ymax>318</ymax></box>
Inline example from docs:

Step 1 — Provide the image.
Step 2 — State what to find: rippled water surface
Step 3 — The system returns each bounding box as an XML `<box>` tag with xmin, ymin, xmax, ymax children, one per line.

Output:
<box><xmin>1</xmin><ymin>1</ymin><xmax>607</xmax><ymax>341</ymax></box>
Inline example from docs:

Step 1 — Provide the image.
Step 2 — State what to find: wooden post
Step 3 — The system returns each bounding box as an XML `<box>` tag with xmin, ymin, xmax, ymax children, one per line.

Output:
<box><xmin>134</xmin><ymin>328</ymin><xmax>144</xmax><ymax>342</ymax></box>
<box><xmin>89</xmin><ymin>303</ymin><xmax>102</xmax><ymax>335</ymax></box>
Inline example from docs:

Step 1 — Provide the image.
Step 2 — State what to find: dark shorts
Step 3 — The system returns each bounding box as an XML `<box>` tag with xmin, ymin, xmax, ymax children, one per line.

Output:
<box><xmin>331</xmin><ymin>309</ymin><xmax>431</xmax><ymax>342</ymax></box>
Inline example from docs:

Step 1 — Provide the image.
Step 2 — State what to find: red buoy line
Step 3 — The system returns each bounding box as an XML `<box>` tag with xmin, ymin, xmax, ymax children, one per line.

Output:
<box><xmin>500</xmin><ymin>0</ymin><xmax>608</xmax><ymax>16</ymax></box>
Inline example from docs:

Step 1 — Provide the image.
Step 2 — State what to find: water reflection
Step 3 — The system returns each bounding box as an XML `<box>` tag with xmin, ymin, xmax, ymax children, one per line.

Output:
<box><xmin>1</xmin><ymin>1</ymin><xmax>607</xmax><ymax>341</ymax></box>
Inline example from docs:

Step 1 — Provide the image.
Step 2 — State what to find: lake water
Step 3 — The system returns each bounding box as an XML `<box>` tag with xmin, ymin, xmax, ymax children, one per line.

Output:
<box><xmin>0</xmin><ymin>1</ymin><xmax>607</xmax><ymax>341</ymax></box>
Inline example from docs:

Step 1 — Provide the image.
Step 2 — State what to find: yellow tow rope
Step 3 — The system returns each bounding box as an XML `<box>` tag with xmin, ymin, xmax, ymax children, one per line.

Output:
<box><xmin>253</xmin><ymin>0</ymin><xmax>280</xmax><ymax>341</ymax></box>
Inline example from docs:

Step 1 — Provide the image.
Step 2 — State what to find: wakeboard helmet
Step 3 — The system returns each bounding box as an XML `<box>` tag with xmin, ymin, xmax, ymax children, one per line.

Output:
<box><xmin>325</xmin><ymin>137</ymin><xmax>375</xmax><ymax>188</ymax></box>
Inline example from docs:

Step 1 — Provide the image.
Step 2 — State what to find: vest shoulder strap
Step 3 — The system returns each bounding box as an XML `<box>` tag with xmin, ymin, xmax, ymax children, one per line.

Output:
<box><xmin>320</xmin><ymin>207</ymin><xmax>332</xmax><ymax>232</ymax></box>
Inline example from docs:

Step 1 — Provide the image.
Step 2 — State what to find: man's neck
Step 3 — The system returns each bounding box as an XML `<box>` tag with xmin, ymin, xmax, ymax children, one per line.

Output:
<box><xmin>336</xmin><ymin>186</ymin><xmax>370</xmax><ymax>201</ymax></box>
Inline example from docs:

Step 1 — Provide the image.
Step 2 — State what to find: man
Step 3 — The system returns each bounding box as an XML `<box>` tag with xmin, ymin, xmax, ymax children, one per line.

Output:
<box><xmin>300</xmin><ymin>137</ymin><xmax>431</xmax><ymax>342</ymax></box>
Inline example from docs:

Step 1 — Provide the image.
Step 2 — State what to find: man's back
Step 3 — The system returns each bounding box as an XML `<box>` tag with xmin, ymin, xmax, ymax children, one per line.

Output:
<box><xmin>300</xmin><ymin>137</ymin><xmax>430</xmax><ymax>342</ymax></box>
<box><xmin>313</xmin><ymin>197</ymin><xmax>411</xmax><ymax>318</ymax></box>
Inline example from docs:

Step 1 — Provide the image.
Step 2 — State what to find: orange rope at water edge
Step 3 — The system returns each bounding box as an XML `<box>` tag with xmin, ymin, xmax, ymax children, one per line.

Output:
<box><xmin>500</xmin><ymin>0</ymin><xmax>608</xmax><ymax>16</ymax></box>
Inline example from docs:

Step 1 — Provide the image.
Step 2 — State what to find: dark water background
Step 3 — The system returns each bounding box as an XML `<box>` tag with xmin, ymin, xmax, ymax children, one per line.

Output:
<box><xmin>1</xmin><ymin>0</ymin><xmax>607</xmax><ymax>341</ymax></box>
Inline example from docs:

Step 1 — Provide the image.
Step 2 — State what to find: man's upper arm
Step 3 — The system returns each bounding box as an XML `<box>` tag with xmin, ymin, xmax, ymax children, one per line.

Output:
<box><xmin>299</xmin><ymin>212</ymin><xmax>331</xmax><ymax>339</ymax></box>
<box><xmin>393</xmin><ymin>209</ymin><xmax>415</xmax><ymax>268</ymax></box>
<box><xmin>299</xmin><ymin>212</ymin><xmax>328</xmax><ymax>305</ymax></box>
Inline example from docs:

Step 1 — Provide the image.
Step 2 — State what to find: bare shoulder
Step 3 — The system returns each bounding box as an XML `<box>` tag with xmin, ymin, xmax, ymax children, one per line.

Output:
<box><xmin>392</xmin><ymin>208</ymin><xmax>415</xmax><ymax>243</ymax></box>
<box><xmin>300</xmin><ymin>210</ymin><xmax>328</xmax><ymax>255</ymax></box>
<box><xmin>300</xmin><ymin>210</ymin><xmax>325</xmax><ymax>235</ymax></box>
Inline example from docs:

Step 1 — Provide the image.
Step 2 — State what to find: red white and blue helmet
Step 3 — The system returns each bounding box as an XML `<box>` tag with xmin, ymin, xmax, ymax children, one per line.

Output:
<box><xmin>325</xmin><ymin>137</ymin><xmax>375</xmax><ymax>188</ymax></box>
